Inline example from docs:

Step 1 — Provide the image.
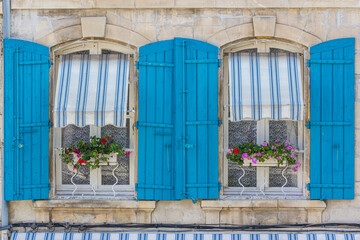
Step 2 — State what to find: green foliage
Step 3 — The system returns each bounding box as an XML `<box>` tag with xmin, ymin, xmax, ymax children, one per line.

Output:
<box><xmin>226</xmin><ymin>140</ymin><xmax>298</xmax><ymax>169</ymax></box>
<box><xmin>60</xmin><ymin>134</ymin><xmax>125</xmax><ymax>170</ymax></box>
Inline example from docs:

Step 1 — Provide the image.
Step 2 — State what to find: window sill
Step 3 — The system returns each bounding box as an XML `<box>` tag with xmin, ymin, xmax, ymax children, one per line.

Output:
<box><xmin>34</xmin><ymin>199</ymin><xmax>156</xmax><ymax>210</ymax></box>
<box><xmin>201</xmin><ymin>199</ymin><xmax>326</xmax><ymax>209</ymax></box>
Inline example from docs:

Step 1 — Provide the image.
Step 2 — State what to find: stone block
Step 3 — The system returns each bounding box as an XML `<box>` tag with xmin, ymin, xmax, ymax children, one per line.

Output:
<box><xmin>157</xmin><ymin>26</ymin><xmax>193</xmax><ymax>41</ymax></box>
<box><xmin>253</xmin><ymin>16</ymin><xmax>276</xmax><ymax>37</ymax></box>
<box><xmin>81</xmin><ymin>17</ymin><xmax>106</xmax><ymax>38</ymax></box>
<box><xmin>203</xmin><ymin>207</ymin><xmax>222</xmax><ymax>224</ymax></box>
<box><xmin>219</xmin><ymin>208</ymin><xmax>243</xmax><ymax>225</ymax></box>
<box><xmin>278</xmin><ymin>209</ymin><xmax>307</xmax><ymax>224</ymax></box>
<box><xmin>307</xmin><ymin>209</ymin><xmax>323</xmax><ymax>223</ymax></box>
<box><xmin>226</xmin><ymin>23</ymin><xmax>254</xmax><ymax>43</ymax></box>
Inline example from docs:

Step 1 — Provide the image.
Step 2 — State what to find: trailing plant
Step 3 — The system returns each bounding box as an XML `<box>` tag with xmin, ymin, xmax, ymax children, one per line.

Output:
<box><xmin>226</xmin><ymin>140</ymin><xmax>301</xmax><ymax>172</ymax></box>
<box><xmin>60</xmin><ymin>134</ymin><xmax>130</xmax><ymax>169</ymax></box>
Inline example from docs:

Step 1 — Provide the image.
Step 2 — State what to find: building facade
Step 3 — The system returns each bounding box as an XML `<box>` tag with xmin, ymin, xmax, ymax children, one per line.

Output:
<box><xmin>1</xmin><ymin>0</ymin><xmax>360</xmax><ymax>227</ymax></box>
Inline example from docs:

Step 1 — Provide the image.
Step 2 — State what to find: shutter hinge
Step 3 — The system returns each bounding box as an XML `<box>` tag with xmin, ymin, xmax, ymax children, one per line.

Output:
<box><xmin>48</xmin><ymin>59</ymin><xmax>52</xmax><ymax>68</ymax></box>
<box><xmin>48</xmin><ymin>121</ymin><xmax>52</xmax><ymax>127</ymax></box>
<box><xmin>218</xmin><ymin>182</ymin><xmax>222</xmax><ymax>191</ymax></box>
<box><xmin>218</xmin><ymin>59</ymin><xmax>221</xmax><ymax>67</ymax></box>
<box><xmin>306</xmin><ymin>122</ymin><xmax>311</xmax><ymax>129</ymax></box>
<box><xmin>307</xmin><ymin>59</ymin><xmax>311</xmax><ymax>67</ymax></box>
<box><xmin>218</xmin><ymin>120</ymin><xmax>222</xmax><ymax>126</ymax></box>
<box><xmin>307</xmin><ymin>183</ymin><xmax>311</xmax><ymax>190</ymax></box>
<box><xmin>136</xmin><ymin>61</ymin><xmax>139</xmax><ymax>69</ymax></box>
<box><xmin>135</xmin><ymin>183</ymin><xmax>138</xmax><ymax>191</ymax></box>
<box><xmin>135</xmin><ymin>122</ymin><xmax>139</xmax><ymax>129</ymax></box>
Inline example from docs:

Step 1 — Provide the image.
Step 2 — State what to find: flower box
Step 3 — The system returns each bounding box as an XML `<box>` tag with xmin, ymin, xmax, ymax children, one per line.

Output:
<box><xmin>72</xmin><ymin>153</ymin><xmax>118</xmax><ymax>166</ymax></box>
<box><xmin>242</xmin><ymin>157</ymin><xmax>286</xmax><ymax>167</ymax></box>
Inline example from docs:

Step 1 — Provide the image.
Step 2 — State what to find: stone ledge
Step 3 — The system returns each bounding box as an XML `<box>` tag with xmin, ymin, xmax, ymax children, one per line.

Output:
<box><xmin>201</xmin><ymin>200</ymin><xmax>326</xmax><ymax>209</ymax></box>
<box><xmin>34</xmin><ymin>200</ymin><xmax>156</xmax><ymax>210</ymax></box>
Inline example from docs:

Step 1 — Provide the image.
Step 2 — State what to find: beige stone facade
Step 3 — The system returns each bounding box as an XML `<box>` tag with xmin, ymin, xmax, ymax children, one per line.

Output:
<box><xmin>2</xmin><ymin>0</ymin><xmax>360</xmax><ymax>226</ymax></box>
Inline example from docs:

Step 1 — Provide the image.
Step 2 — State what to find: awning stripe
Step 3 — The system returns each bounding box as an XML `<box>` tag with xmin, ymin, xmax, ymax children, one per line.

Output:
<box><xmin>54</xmin><ymin>53</ymin><xmax>130</xmax><ymax>127</ymax></box>
<box><xmin>229</xmin><ymin>51</ymin><xmax>304</xmax><ymax>121</ymax></box>
<box><xmin>10</xmin><ymin>233</ymin><xmax>360</xmax><ymax>240</ymax></box>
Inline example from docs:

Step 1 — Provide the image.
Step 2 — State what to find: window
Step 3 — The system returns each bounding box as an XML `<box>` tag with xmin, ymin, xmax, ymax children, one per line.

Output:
<box><xmin>52</xmin><ymin>41</ymin><xmax>135</xmax><ymax>199</ymax></box>
<box><xmin>221</xmin><ymin>40</ymin><xmax>305</xmax><ymax>199</ymax></box>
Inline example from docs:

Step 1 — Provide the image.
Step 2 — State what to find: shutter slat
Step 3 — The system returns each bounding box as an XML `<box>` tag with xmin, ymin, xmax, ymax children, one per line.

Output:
<box><xmin>309</xmin><ymin>38</ymin><xmax>355</xmax><ymax>200</ymax></box>
<box><xmin>4</xmin><ymin>39</ymin><xmax>50</xmax><ymax>201</ymax></box>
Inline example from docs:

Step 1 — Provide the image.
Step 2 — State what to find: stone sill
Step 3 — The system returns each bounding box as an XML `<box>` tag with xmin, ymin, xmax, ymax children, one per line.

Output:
<box><xmin>34</xmin><ymin>200</ymin><xmax>156</xmax><ymax>210</ymax></box>
<box><xmin>201</xmin><ymin>199</ymin><xmax>326</xmax><ymax>209</ymax></box>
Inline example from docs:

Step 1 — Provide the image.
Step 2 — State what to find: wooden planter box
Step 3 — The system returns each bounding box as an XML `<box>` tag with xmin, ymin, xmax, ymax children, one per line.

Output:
<box><xmin>72</xmin><ymin>153</ymin><xmax>118</xmax><ymax>166</ymax></box>
<box><xmin>242</xmin><ymin>157</ymin><xmax>286</xmax><ymax>167</ymax></box>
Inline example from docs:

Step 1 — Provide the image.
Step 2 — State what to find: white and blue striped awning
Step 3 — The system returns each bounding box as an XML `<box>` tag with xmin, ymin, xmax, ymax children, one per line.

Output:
<box><xmin>54</xmin><ymin>53</ymin><xmax>130</xmax><ymax>127</ymax></box>
<box><xmin>10</xmin><ymin>232</ymin><xmax>359</xmax><ymax>240</ymax></box>
<box><xmin>228</xmin><ymin>51</ymin><xmax>304</xmax><ymax>121</ymax></box>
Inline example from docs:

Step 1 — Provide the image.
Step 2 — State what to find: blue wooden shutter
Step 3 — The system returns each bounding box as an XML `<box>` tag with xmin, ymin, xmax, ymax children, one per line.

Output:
<box><xmin>4</xmin><ymin>39</ymin><xmax>51</xmax><ymax>201</ymax></box>
<box><xmin>137</xmin><ymin>38</ymin><xmax>220</xmax><ymax>201</ymax></box>
<box><xmin>136</xmin><ymin>40</ymin><xmax>176</xmax><ymax>200</ymax></box>
<box><xmin>174</xmin><ymin>38</ymin><xmax>220</xmax><ymax>200</ymax></box>
<box><xmin>307</xmin><ymin>38</ymin><xmax>355</xmax><ymax>200</ymax></box>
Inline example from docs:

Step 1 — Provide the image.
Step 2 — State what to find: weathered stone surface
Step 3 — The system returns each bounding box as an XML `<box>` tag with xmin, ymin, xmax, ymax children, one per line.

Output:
<box><xmin>81</xmin><ymin>17</ymin><xmax>106</xmax><ymax>38</ymax></box>
<box><xmin>253</xmin><ymin>16</ymin><xmax>276</xmax><ymax>37</ymax></box>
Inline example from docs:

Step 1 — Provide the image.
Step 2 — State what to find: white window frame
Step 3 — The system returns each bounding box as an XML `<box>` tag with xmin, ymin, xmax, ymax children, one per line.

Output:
<box><xmin>51</xmin><ymin>40</ymin><xmax>136</xmax><ymax>199</ymax></box>
<box><xmin>221</xmin><ymin>39</ymin><xmax>307</xmax><ymax>199</ymax></box>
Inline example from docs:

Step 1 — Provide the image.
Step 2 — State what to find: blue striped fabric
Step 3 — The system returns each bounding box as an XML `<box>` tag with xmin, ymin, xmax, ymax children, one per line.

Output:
<box><xmin>54</xmin><ymin>53</ymin><xmax>130</xmax><ymax>127</ymax></box>
<box><xmin>228</xmin><ymin>51</ymin><xmax>304</xmax><ymax>121</ymax></box>
<box><xmin>10</xmin><ymin>233</ymin><xmax>360</xmax><ymax>240</ymax></box>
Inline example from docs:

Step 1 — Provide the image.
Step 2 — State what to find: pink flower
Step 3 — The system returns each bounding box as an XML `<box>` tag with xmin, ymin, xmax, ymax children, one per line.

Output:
<box><xmin>268</xmin><ymin>155</ymin><xmax>272</xmax><ymax>158</ymax></box>
<box><xmin>286</xmin><ymin>146</ymin><xmax>293</xmax><ymax>150</ymax></box>
<box><xmin>296</xmin><ymin>161</ymin><xmax>301</xmax><ymax>168</ymax></box>
<box><xmin>292</xmin><ymin>167</ymin><xmax>298</xmax><ymax>172</ymax></box>
<box><xmin>257</xmin><ymin>152</ymin><xmax>262</xmax><ymax>157</ymax></box>
<box><xmin>227</xmin><ymin>152</ymin><xmax>231</xmax><ymax>155</ymax></box>
<box><xmin>252</xmin><ymin>158</ymin><xmax>258</xmax><ymax>164</ymax></box>
<box><xmin>283</xmin><ymin>150</ymin><xmax>285</xmax><ymax>152</ymax></box>
<box><xmin>73</xmin><ymin>166</ymin><xmax>77</xmax><ymax>170</ymax></box>
<box><xmin>271</xmin><ymin>146</ymin><xmax>274</xmax><ymax>150</ymax></box>
<box><xmin>275</xmin><ymin>139</ymin><xmax>279</xmax><ymax>142</ymax></box>
<box><xmin>125</xmin><ymin>151</ymin><xmax>131</xmax><ymax>156</ymax></box>
<box><xmin>263</xmin><ymin>142</ymin><xmax>267</xmax><ymax>147</ymax></box>
<box><xmin>77</xmin><ymin>154</ymin><xmax>81</xmax><ymax>158</ymax></box>
<box><xmin>277</xmin><ymin>157</ymin><xmax>281</xmax><ymax>160</ymax></box>
<box><xmin>74</xmin><ymin>148</ymin><xmax>80</xmax><ymax>154</ymax></box>
<box><xmin>242</xmin><ymin>153</ymin><xmax>248</xmax><ymax>159</ymax></box>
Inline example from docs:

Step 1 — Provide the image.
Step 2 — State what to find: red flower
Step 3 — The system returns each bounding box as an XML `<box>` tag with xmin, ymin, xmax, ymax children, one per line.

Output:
<box><xmin>233</xmin><ymin>148</ymin><xmax>240</xmax><ymax>154</ymax></box>
<box><xmin>78</xmin><ymin>159</ymin><xmax>87</xmax><ymax>164</ymax></box>
<box><xmin>101</xmin><ymin>138</ymin><xmax>107</xmax><ymax>144</ymax></box>
<box><xmin>108</xmin><ymin>145</ymin><xmax>110</xmax><ymax>148</ymax></box>
<box><xmin>107</xmin><ymin>136</ymin><xmax>110</xmax><ymax>139</ymax></box>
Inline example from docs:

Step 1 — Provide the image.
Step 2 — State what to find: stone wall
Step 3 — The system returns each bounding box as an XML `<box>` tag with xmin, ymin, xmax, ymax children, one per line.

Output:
<box><xmin>3</xmin><ymin>4</ymin><xmax>360</xmax><ymax>225</ymax></box>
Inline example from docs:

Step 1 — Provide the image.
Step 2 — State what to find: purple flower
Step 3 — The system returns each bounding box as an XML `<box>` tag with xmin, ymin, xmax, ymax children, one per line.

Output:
<box><xmin>277</xmin><ymin>157</ymin><xmax>281</xmax><ymax>160</ymax></box>
<box><xmin>125</xmin><ymin>151</ymin><xmax>131</xmax><ymax>156</ymax></box>
<box><xmin>268</xmin><ymin>155</ymin><xmax>272</xmax><ymax>158</ymax></box>
<box><xmin>242</xmin><ymin>153</ymin><xmax>248</xmax><ymax>159</ymax></box>
<box><xmin>283</xmin><ymin>149</ymin><xmax>285</xmax><ymax>152</ymax></box>
<box><xmin>286</xmin><ymin>146</ymin><xmax>293</xmax><ymax>150</ymax></box>
<box><xmin>257</xmin><ymin>152</ymin><xmax>262</xmax><ymax>157</ymax></box>
<box><xmin>271</xmin><ymin>146</ymin><xmax>274</xmax><ymax>150</ymax></box>
<box><xmin>263</xmin><ymin>142</ymin><xmax>267</xmax><ymax>147</ymax></box>
<box><xmin>296</xmin><ymin>161</ymin><xmax>301</xmax><ymax>168</ymax></box>
<box><xmin>77</xmin><ymin>154</ymin><xmax>81</xmax><ymax>158</ymax></box>
<box><xmin>291</xmin><ymin>153</ymin><xmax>295</xmax><ymax>158</ymax></box>
<box><xmin>252</xmin><ymin>158</ymin><xmax>258</xmax><ymax>164</ymax></box>
<box><xmin>292</xmin><ymin>167</ymin><xmax>298</xmax><ymax>172</ymax></box>
<box><xmin>275</xmin><ymin>139</ymin><xmax>279</xmax><ymax>142</ymax></box>
<box><xmin>227</xmin><ymin>152</ymin><xmax>231</xmax><ymax>155</ymax></box>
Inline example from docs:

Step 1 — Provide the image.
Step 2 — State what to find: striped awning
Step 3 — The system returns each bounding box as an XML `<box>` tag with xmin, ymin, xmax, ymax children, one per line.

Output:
<box><xmin>10</xmin><ymin>232</ymin><xmax>359</xmax><ymax>240</ymax></box>
<box><xmin>54</xmin><ymin>53</ymin><xmax>130</xmax><ymax>127</ymax></box>
<box><xmin>228</xmin><ymin>51</ymin><xmax>304</xmax><ymax>121</ymax></box>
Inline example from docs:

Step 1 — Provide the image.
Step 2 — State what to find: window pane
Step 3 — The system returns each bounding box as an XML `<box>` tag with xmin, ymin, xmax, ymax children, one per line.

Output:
<box><xmin>228</xmin><ymin>160</ymin><xmax>257</xmax><ymax>187</ymax></box>
<box><xmin>269</xmin><ymin>120</ymin><xmax>298</xmax><ymax>148</ymax></box>
<box><xmin>228</xmin><ymin>120</ymin><xmax>257</xmax><ymax>148</ymax></box>
<box><xmin>61</xmin><ymin>125</ymin><xmax>91</xmax><ymax>185</ymax></box>
<box><xmin>101</xmin><ymin>155</ymin><xmax>130</xmax><ymax>185</ymax></box>
<box><xmin>100</xmin><ymin>119</ymin><xmax>130</xmax><ymax>185</ymax></box>
<box><xmin>269</xmin><ymin>166</ymin><xmax>297</xmax><ymax>187</ymax></box>
<box><xmin>100</xmin><ymin>119</ymin><xmax>130</xmax><ymax>148</ymax></box>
